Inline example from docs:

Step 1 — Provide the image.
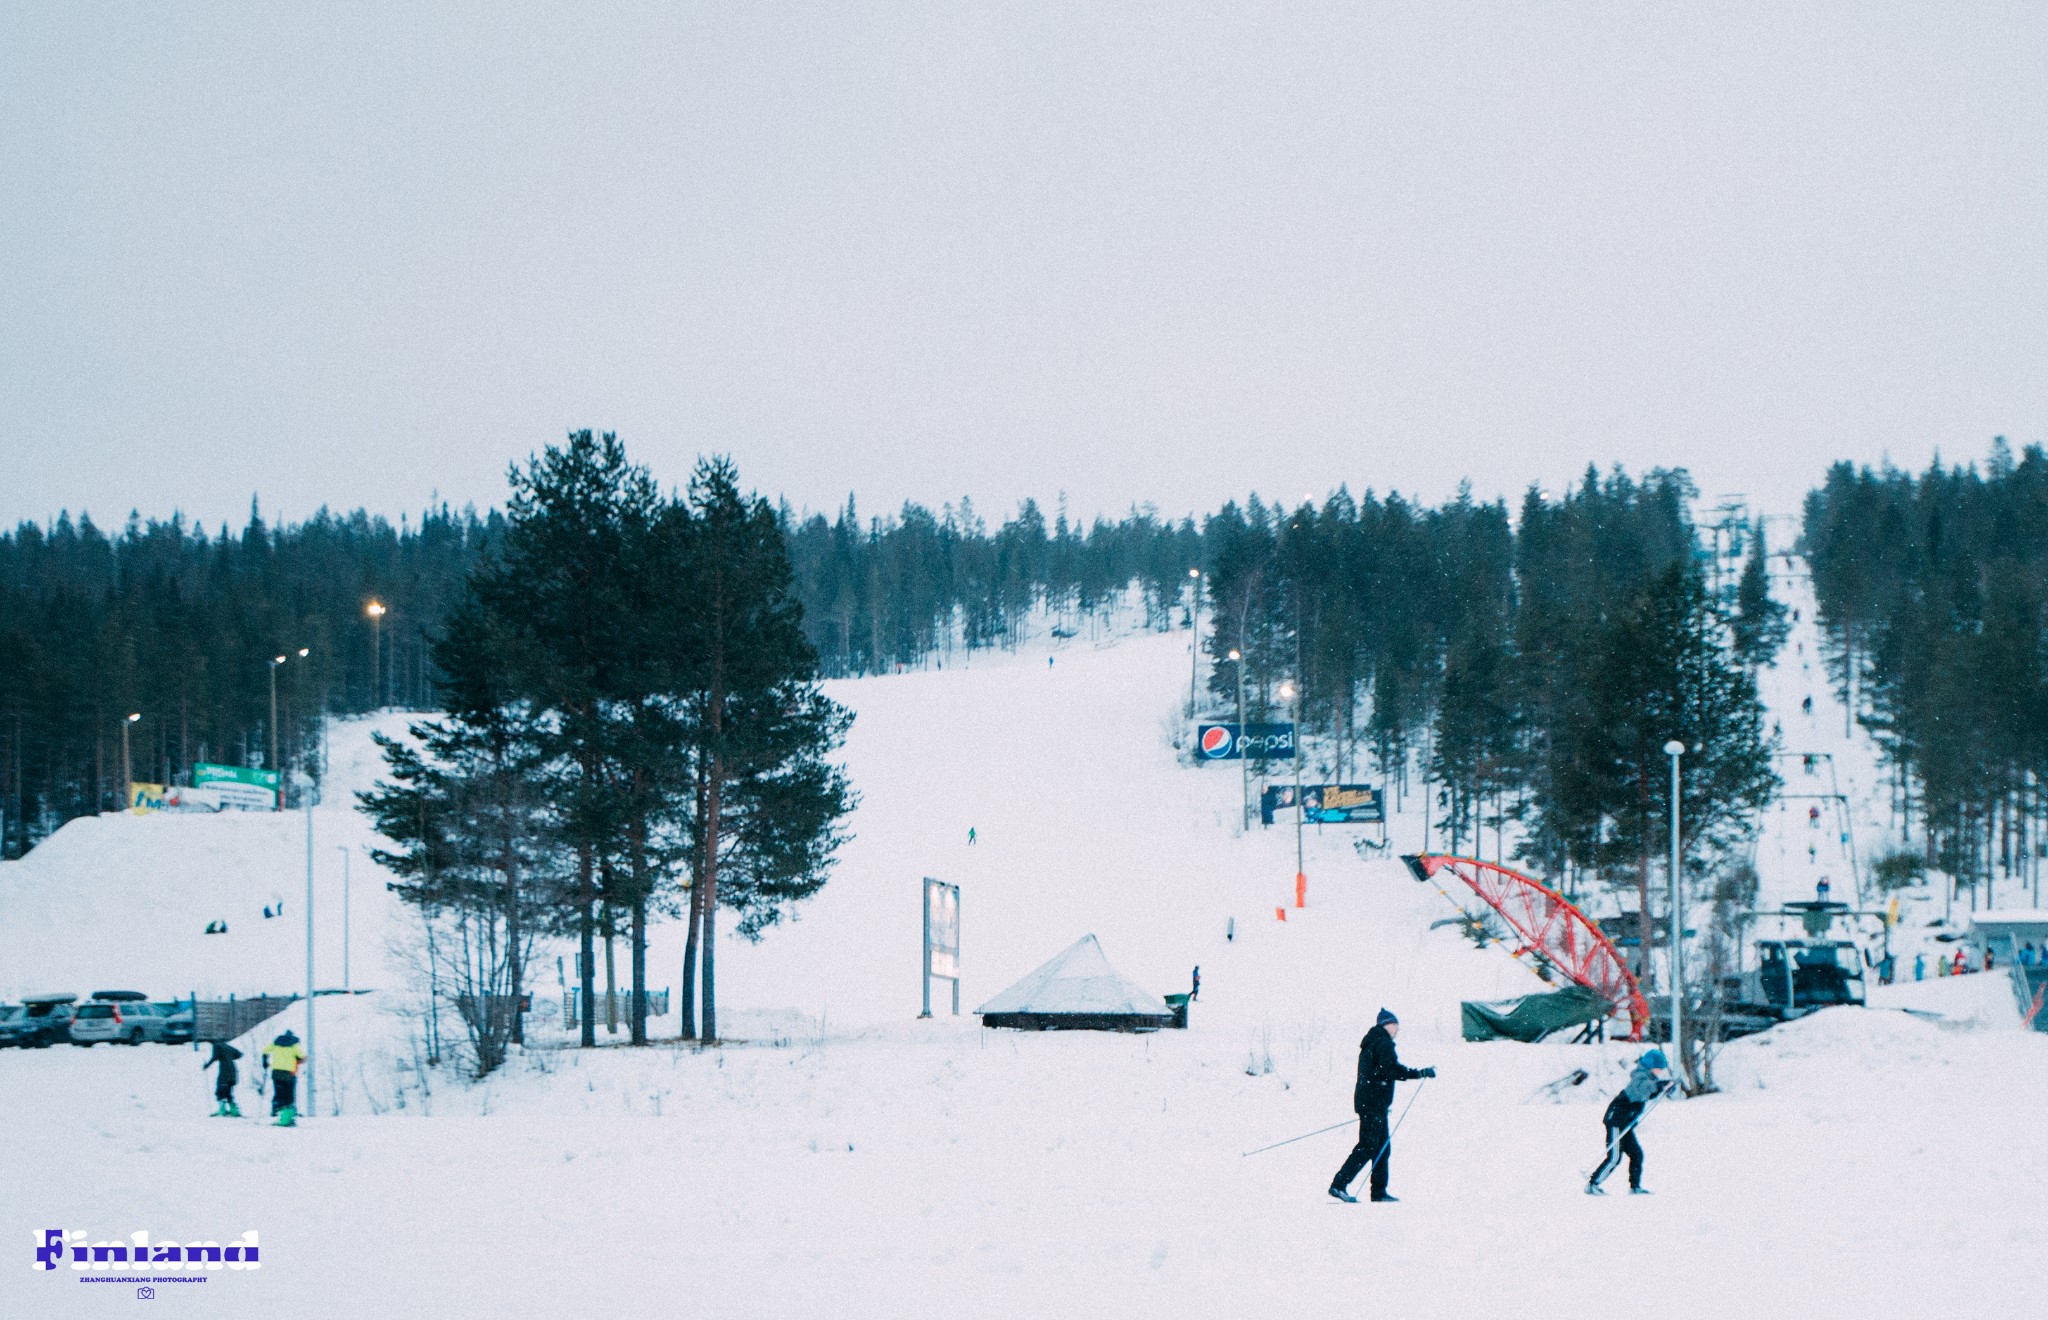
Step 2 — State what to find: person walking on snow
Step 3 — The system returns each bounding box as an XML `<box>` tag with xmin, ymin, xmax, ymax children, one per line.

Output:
<box><xmin>203</xmin><ymin>1041</ymin><xmax>242</xmax><ymax>1117</ymax></box>
<box><xmin>1329</xmin><ymin>1009</ymin><xmax>1434</xmax><ymax>1203</ymax></box>
<box><xmin>263</xmin><ymin>1030</ymin><xmax>306</xmax><ymax>1126</ymax></box>
<box><xmin>1588</xmin><ymin>1049</ymin><xmax>1673</xmax><ymax>1195</ymax></box>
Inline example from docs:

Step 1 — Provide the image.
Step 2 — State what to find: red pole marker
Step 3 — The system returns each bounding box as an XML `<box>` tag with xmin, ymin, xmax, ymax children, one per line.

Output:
<box><xmin>1295</xmin><ymin>873</ymin><xmax>1307</xmax><ymax>908</ymax></box>
<box><xmin>1275</xmin><ymin>907</ymin><xmax>1287</xmax><ymax>922</ymax></box>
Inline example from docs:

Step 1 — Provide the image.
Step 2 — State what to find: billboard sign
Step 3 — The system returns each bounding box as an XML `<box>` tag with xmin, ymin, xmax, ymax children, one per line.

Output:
<box><xmin>129</xmin><ymin>782</ymin><xmax>228</xmax><ymax>814</ymax></box>
<box><xmin>1262</xmin><ymin>782</ymin><xmax>1384</xmax><ymax>825</ymax></box>
<box><xmin>922</xmin><ymin>877</ymin><xmax>961</xmax><ymax>1016</ymax></box>
<box><xmin>1195</xmin><ymin>722</ymin><xmax>1296</xmax><ymax>761</ymax></box>
<box><xmin>1303</xmin><ymin>784</ymin><xmax>1384</xmax><ymax>824</ymax></box>
<box><xmin>193</xmin><ymin>763</ymin><xmax>279</xmax><ymax>811</ymax></box>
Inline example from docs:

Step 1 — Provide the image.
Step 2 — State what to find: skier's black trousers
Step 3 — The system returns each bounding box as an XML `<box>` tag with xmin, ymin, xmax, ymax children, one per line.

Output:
<box><xmin>271</xmin><ymin>1070</ymin><xmax>296</xmax><ymax>1115</ymax></box>
<box><xmin>1331</xmin><ymin>1109</ymin><xmax>1393</xmax><ymax>1200</ymax></box>
<box><xmin>1590</xmin><ymin>1121</ymin><xmax>1643</xmax><ymax>1190</ymax></box>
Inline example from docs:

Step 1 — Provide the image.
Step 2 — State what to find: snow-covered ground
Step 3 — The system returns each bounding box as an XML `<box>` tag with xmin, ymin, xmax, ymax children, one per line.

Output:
<box><xmin>4</xmin><ymin>570</ymin><xmax>2044</xmax><ymax>1318</ymax></box>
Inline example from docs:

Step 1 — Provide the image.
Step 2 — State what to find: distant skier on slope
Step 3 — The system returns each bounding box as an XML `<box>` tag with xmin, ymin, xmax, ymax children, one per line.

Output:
<box><xmin>1329</xmin><ymin>1009</ymin><xmax>1434</xmax><ymax>1203</ymax></box>
<box><xmin>263</xmin><ymin>1030</ymin><xmax>306</xmax><ymax>1126</ymax></box>
<box><xmin>1587</xmin><ymin>1049</ymin><xmax>1672</xmax><ymax>1196</ymax></box>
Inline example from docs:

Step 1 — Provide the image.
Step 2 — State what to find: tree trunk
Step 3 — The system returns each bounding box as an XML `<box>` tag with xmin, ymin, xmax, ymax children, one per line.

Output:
<box><xmin>700</xmin><ymin>747</ymin><xmax>724</xmax><ymax>1043</ymax></box>
<box><xmin>630</xmin><ymin>800</ymin><xmax>648</xmax><ymax>1045</ymax></box>
<box><xmin>577</xmin><ymin>842</ymin><xmax>596</xmax><ymax>1049</ymax></box>
<box><xmin>502</xmin><ymin>788</ymin><xmax>524</xmax><ymax>1048</ymax></box>
<box><xmin>1637</xmin><ymin>841</ymin><xmax>1655</xmax><ymax>994</ymax></box>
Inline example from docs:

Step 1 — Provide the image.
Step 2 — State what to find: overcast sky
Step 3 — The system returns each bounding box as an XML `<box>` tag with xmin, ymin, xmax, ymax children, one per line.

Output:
<box><xmin>4</xmin><ymin>4</ymin><xmax>2044</xmax><ymax>533</ymax></box>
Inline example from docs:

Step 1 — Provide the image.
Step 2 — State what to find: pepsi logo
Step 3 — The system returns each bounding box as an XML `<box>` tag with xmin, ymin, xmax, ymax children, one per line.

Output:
<box><xmin>1199</xmin><ymin>726</ymin><xmax>1233</xmax><ymax>757</ymax></box>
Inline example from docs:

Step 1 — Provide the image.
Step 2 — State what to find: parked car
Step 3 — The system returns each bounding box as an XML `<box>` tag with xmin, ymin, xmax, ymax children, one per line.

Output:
<box><xmin>0</xmin><ymin>994</ymin><xmax>78</xmax><ymax>1048</ymax></box>
<box><xmin>70</xmin><ymin>992</ymin><xmax>189</xmax><ymax>1046</ymax></box>
<box><xmin>158</xmin><ymin>1001</ymin><xmax>196</xmax><ymax>1043</ymax></box>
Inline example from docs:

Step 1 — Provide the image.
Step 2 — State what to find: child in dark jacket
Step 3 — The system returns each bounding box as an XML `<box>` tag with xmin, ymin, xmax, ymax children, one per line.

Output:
<box><xmin>1587</xmin><ymin>1049</ymin><xmax>1671</xmax><ymax>1195</ymax></box>
<box><xmin>203</xmin><ymin>1041</ymin><xmax>242</xmax><ymax>1117</ymax></box>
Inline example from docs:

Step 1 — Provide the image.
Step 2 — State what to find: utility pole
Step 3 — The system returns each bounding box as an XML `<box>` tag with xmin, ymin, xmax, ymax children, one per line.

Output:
<box><xmin>1280</xmin><ymin>680</ymin><xmax>1304</xmax><ymax>905</ymax></box>
<box><xmin>1187</xmin><ymin>568</ymin><xmax>1202</xmax><ymax>719</ymax></box>
<box><xmin>1664</xmin><ymin>739</ymin><xmax>1686</xmax><ymax>1084</ymax></box>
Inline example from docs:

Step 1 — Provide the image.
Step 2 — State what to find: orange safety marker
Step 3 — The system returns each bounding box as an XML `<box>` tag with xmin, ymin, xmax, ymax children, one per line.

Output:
<box><xmin>1275</xmin><ymin>906</ymin><xmax>1287</xmax><ymax>922</ymax></box>
<box><xmin>1295</xmin><ymin>873</ymin><xmax>1307</xmax><ymax>908</ymax></box>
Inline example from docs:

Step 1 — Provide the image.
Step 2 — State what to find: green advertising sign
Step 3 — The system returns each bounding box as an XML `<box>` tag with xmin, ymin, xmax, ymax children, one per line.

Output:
<box><xmin>193</xmin><ymin>762</ymin><xmax>279</xmax><ymax>809</ymax></box>
<box><xmin>194</xmin><ymin>763</ymin><xmax>279</xmax><ymax>789</ymax></box>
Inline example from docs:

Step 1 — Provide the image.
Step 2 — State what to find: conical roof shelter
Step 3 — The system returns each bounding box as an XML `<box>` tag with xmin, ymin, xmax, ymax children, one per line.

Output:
<box><xmin>975</xmin><ymin>935</ymin><xmax>1176</xmax><ymax>1031</ymax></box>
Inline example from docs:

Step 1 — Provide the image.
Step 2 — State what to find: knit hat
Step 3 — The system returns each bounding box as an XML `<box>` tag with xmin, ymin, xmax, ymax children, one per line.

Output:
<box><xmin>1639</xmin><ymin>1048</ymin><xmax>1668</xmax><ymax>1072</ymax></box>
<box><xmin>1376</xmin><ymin>1008</ymin><xmax>1399</xmax><ymax>1027</ymax></box>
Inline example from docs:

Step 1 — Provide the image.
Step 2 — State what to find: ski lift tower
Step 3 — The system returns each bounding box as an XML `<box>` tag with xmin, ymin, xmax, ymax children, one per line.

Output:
<box><xmin>1705</xmin><ymin>496</ymin><xmax>1750</xmax><ymax>607</ymax></box>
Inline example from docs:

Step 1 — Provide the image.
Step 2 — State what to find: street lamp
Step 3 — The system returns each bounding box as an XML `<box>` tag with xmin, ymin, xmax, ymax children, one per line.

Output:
<box><xmin>1279</xmin><ymin>681</ymin><xmax>1304</xmax><ymax>905</ymax></box>
<box><xmin>366</xmin><ymin>601</ymin><xmax>387</xmax><ymax>710</ymax></box>
<box><xmin>1228</xmin><ymin>648</ymin><xmax>1248</xmax><ymax>828</ymax></box>
<box><xmin>121</xmin><ymin>712</ymin><xmax>140</xmax><ymax>809</ymax></box>
<box><xmin>1187</xmin><ymin>568</ymin><xmax>1203</xmax><ymax>720</ymax></box>
<box><xmin>1663</xmin><ymin>738</ymin><xmax>1686</xmax><ymax>1081</ymax></box>
<box><xmin>270</xmin><ymin>656</ymin><xmax>287</xmax><ymax>808</ymax></box>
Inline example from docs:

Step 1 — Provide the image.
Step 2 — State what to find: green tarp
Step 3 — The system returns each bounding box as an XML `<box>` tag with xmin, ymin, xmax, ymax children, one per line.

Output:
<box><xmin>1460</xmin><ymin>984</ymin><xmax>1607</xmax><ymax>1042</ymax></box>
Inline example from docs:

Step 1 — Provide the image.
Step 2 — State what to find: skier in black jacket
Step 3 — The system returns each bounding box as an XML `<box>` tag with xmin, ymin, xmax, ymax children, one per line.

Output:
<box><xmin>1329</xmin><ymin>1009</ymin><xmax>1434</xmax><ymax>1203</ymax></box>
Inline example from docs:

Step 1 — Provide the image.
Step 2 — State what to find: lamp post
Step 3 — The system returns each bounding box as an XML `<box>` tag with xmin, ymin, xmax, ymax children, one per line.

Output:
<box><xmin>1279</xmin><ymin>681</ymin><xmax>1303</xmax><ymax>904</ymax></box>
<box><xmin>120</xmin><ymin>712</ymin><xmax>140</xmax><ymax>809</ymax></box>
<box><xmin>1663</xmin><ymin>738</ymin><xmax>1686</xmax><ymax>1081</ymax></box>
<box><xmin>337</xmin><ymin>845</ymin><xmax>352</xmax><ymax>992</ymax></box>
<box><xmin>297</xmin><ymin>770</ymin><xmax>315</xmax><ymax>1121</ymax></box>
<box><xmin>1187</xmin><ymin>568</ymin><xmax>1202</xmax><ymax>719</ymax></box>
<box><xmin>1228</xmin><ymin>648</ymin><xmax>1248</xmax><ymax>828</ymax></box>
<box><xmin>366</xmin><ymin>601</ymin><xmax>387</xmax><ymax>710</ymax></box>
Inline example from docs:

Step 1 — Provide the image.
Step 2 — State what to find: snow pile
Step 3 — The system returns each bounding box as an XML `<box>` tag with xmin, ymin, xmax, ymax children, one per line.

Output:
<box><xmin>0</xmin><ymin>713</ymin><xmax>421</xmax><ymax>1001</ymax></box>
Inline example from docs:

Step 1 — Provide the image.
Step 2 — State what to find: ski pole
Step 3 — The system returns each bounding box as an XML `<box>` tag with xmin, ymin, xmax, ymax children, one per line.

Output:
<box><xmin>1241</xmin><ymin>1119</ymin><xmax>1357</xmax><ymax>1158</ymax></box>
<box><xmin>1582</xmin><ymin>1088</ymin><xmax>1670</xmax><ymax>1184</ymax></box>
<box><xmin>1367</xmin><ymin>1077</ymin><xmax>1428</xmax><ymax>1170</ymax></box>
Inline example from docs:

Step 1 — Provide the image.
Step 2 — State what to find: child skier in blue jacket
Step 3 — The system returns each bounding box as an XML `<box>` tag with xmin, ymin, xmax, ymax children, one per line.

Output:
<box><xmin>1587</xmin><ymin>1049</ymin><xmax>1672</xmax><ymax>1195</ymax></box>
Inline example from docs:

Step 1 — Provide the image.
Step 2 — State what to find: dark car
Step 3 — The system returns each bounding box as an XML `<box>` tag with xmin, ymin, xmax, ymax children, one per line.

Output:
<box><xmin>0</xmin><ymin>994</ymin><xmax>79</xmax><ymax>1048</ymax></box>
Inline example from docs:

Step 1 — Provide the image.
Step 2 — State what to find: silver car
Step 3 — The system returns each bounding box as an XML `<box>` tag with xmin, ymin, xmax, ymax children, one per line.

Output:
<box><xmin>69</xmin><ymin>996</ymin><xmax>184</xmax><ymax>1046</ymax></box>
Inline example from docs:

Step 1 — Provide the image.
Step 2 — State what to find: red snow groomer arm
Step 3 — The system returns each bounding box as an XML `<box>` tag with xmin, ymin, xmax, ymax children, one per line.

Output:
<box><xmin>1403</xmin><ymin>854</ymin><xmax>1651</xmax><ymax>1042</ymax></box>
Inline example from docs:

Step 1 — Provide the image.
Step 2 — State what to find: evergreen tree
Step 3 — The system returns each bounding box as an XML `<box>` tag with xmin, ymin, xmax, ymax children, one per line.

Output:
<box><xmin>678</xmin><ymin>457</ymin><xmax>854</xmax><ymax>1043</ymax></box>
<box><xmin>357</xmin><ymin>598</ymin><xmax>562</xmax><ymax>1075</ymax></box>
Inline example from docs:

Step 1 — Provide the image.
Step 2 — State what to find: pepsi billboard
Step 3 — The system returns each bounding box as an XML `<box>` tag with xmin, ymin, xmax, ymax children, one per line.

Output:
<box><xmin>1196</xmin><ymin>722</ymin><xmax>1296</xmax><ymax>761</ymax></box>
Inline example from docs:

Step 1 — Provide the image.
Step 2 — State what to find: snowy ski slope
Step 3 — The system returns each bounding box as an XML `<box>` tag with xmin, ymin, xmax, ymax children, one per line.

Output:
<box><xmin>3</xmin><ymin>571</ymin><xmax>2043</xmax><ymax>1320</ymax></box>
